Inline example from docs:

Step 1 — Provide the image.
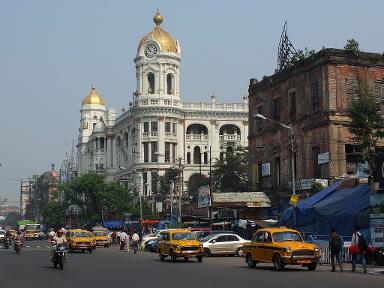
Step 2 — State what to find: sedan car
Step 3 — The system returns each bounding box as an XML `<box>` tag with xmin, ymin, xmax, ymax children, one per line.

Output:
<box><xmin>201</xmin><ymin>233</ymin><xmax>250</xmax><ymax>256</ymax></box>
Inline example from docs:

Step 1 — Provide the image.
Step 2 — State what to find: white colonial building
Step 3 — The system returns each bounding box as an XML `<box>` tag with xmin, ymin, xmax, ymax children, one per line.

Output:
<box><xmin>77</xmin><ymin>11</ymin><xmax>248</xmax><ymax>197</ymax></box>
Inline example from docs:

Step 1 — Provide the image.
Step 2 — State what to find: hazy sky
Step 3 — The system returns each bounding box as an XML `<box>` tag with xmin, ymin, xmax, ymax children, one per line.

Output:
<box><xmin>1</xmin><ymin>0</ymin><xmax>383</xmax><ymax>203</ymax></box>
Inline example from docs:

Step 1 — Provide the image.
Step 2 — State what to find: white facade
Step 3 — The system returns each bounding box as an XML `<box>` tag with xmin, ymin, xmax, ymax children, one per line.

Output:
<box><xmin>77</xmin><ymin>12</ymin><xmax>248</xmax><ymax>196</ymax></box>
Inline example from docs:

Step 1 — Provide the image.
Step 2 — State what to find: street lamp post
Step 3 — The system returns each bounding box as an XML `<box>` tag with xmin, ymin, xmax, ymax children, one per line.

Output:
<box><xmin>254</xmin><ymin>113</ymin><xmax>296</xmax><ymax>227</ymax></box>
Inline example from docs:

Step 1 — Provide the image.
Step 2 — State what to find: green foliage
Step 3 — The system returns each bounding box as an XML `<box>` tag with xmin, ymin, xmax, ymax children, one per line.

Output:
<box><xmin>129</xmin><ymin>200</ymin><xmax>154</xmax><ymax>220</ymax></box>
<box><xmin>158</xmin><ymin>167</ymin><xmax>179</xmax><ymax>201</ymax></box>
<box><xmin>344</xmin><ymin>39</ymin><xmax>360</xmax><ymax>56</ymax></box>
<box><xmin>63</xmin><ymin>173</ymin><xmax>133</xmax><ymax>227</ymax></box>
<box><xmin>187</xmin><ymin>173</ymin><xmax>209</xmax><ymax>202</ymax></box>
<box><xmin>348</xmin><ymin>80</ymin><xmax>384</xmax><ymax>180</ymax></box>
<box><xmin>41</xmin><ymin>202</ymin><xmax>65</xmax><ymax>229</ymax></box>
<box><xmin>211</xmin><ymin>146</ymin><xmax>249</xmax><ymax>192</ymax></box>
<box><xmin>291</xmin><ymin>48</ymin><xmax>316</xmax><ymax>65</ymax></box>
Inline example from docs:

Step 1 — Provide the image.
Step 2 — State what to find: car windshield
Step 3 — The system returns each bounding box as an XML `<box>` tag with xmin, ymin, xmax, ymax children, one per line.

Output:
<box><xmin>273</xmin><ymin>231</ymin><xmax>303</xmax><ymax>242</ymax></box>
<box><xmin>72</xmin><ymin>232</ymin><xmax>89</xmax><ymax>237</ymax></box>
<box><xmin>172</xmin><ymin>233</ymin><xmax>195</xmax><ymax>240</ymax></box>
<box><xmin>93</xmin><ymin>231</ymin><xmax>107</xmax><ymax>236</ymax></box>
<box><xmin>200</xmin><ymin>235</ymin><xmax>216</xmax><ymax>242</ymax></box>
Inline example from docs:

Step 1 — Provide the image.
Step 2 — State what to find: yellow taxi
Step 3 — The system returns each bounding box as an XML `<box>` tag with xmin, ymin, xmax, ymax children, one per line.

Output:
<box><xmin>242</xmin><ymin>227</ymin><xmax>320</xmax><ymax>271</ymax></box>
<box><xmin>92</xmin><ymin>229</ymin><xmax>110</xmax><ymax>248</ymax></box>
<box><xmin>157</xmin><ymin>229</ymin><xmax>203</xmax><ymax>262</ymax></box>
<box><xmin>65</xmin><ymin>229</ymin><xmax>94</xmax><ymax>253</ymax></box>
<box><xmin>8</xmin><ymin>230</ymin><xmax>17</xmax><ymax>239</ymax></box>
<box><xmin>25</xmin><ymin>230</ymin><xmax>39</xmax><ymax>240</ymax></box>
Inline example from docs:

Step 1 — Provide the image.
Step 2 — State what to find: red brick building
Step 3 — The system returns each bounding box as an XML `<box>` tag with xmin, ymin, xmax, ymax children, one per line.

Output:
<box><xmin>248</xmin><ymin>48</ymin><xmax>384</xmax><ymax>202</ymax></box>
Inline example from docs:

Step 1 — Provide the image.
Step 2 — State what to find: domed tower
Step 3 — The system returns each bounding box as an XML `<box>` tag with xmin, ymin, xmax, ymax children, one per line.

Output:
<box><xmin>78</xmin><ymin>85</ymin><xmax>106</xmax><ymax>174</ymax></box>
<box><xmin>130</xmin><ymin>11</ymin><xmax>184</xmax><ymax>197</ymax></box>
<box><xmin>134</xmin><ymin>10</ymin><xmax>181</xmax><ymax>103</ymax></box>
<box><xmin>79</xmin><ymin>85</ymin><xmax>106</xmax><ymax>144</ymax></box>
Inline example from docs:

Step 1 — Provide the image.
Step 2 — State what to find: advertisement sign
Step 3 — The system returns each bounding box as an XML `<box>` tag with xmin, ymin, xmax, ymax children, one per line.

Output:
<box><xmin>156</xmin><ymin>202</ymin><xmax>163</xmax><ymax>213</ymax></box>
<box><xmin>262</xmin><ymin>163</ymin><xmax>271</xmax><ymax>176</ymax></box>
<box><xmin>198</xmin><ymin>186</ymin><xmax>210</xmax><ymax>209</ymax></box>
<box><xmin>370</xmin><ymin>214</ymin><xmax>384</xmax><ymax>248</ymax></box>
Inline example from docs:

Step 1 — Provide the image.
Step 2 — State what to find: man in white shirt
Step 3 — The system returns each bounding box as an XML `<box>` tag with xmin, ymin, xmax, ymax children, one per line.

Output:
<box><xmin>120</xmin><ymin>230</ymin><xmax>129</xmax><ymax>252</ymax></box>
<box><xmin>132</xmin><ymin>231</ymin><xmax>140</xmax><ymax>254</ymax></box>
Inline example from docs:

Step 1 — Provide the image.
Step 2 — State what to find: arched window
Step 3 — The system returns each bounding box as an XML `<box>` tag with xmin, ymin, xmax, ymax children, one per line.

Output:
<box><xmin>193</xmin><ymin>146</ymin><xmax>201</xmax><ymax>164</ymax></box>
<box><xmin>123</xmin><ymin>132</ymin><xmax>128</xmax><ymax>147</ymax></box>
<box><xmin>204</xmin><ymin>152</ymin><xmax>208</xmax><ymax>164</ymax></box>
<box><xmin>219</xmin><ymin>124</ymin><xmax>241</xmax><ymax>135</ymax></box>
<box><xmin>148</xmin><ymin>73</ymin><xmax>155</xmax><ymax>94</ymax></box>
<box><xmin>167</xmin><ymin>73</ymin><xmax>174</xmax><ymax>95</ymax></box>
<box><xmin>187</xmin><ymin>152</ymin><xmax>191</xmax><ymax>164</ymax></box>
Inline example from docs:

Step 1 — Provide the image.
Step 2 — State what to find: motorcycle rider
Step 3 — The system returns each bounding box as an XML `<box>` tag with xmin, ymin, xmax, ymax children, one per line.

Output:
<box><xmin>50</xmin><ymin>228</ymin><xmax>67</xmax><ymax>260</ymax></box>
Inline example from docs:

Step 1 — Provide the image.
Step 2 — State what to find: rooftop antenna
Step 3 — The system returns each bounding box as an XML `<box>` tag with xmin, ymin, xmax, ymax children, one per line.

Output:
<box><xmin>276</xmin><ymin>21</ymin><xmax>297</xmax><ymax>72</ymax></box>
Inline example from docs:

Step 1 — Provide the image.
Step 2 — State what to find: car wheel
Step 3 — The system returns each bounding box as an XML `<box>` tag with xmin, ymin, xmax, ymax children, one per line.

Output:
<box><xmin>246</xmin><ymin>254</ymin><xmax>256</xmax><ymax>268</ymax></box>
<box><xmin>159</xmin><ymin>253</ymin><xmax>165</xmax><ymax>261</ymax></box>
<box><xmin>273</xmin><ymin>254</ymin><xmax>284</xmax><ymax>271</ymax></box>
<box><xmin>171</xmin><ymin>251</ymin><xmax>177</xmax><ymax>263</ymax></box>
<box><xmin>184</xmin><ymin>257</ymin><xmax>189</xmax><ymax>262</ymax></box>
<box><xmin>197</xmin><ymin>256</ymin><xmax>203</xmax><ymax>263</ymax></box>
<box><xmin>236</xmin><ymin>247</ymin><xmax>243</xmax><ymax>257</ymax></box>
<box><xmin>203</xmin><ymin>248</ymin><xmax>211</xmax><ymax>257</ymax></box>
<box><xmin>307</xmin><ymin>262</ymin><xmax>317</xmax><ymax>271</ymax></box>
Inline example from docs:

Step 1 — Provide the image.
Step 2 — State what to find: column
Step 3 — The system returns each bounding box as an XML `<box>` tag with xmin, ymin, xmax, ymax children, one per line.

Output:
<box><xmin>159</xmin><ymin>63</ymin><xmax>163</xmax><ymax>95</ymax></box>
<box><xmin>158</xmin><ymin>116</ymin><xmax>165</xmax><ymax>162</ymax></box>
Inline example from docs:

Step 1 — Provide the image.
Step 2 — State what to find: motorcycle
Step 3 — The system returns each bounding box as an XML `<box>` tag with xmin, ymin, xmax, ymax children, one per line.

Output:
<box><xmin>51</xmin><ymin>244</ymin><xmax>67</xmax><ymax>269</ymax></box>
<box><xmin>14</xmin><ymin>239</ymin><xmax>22</xmax><ymax>253</ymax></box>
<box><xmin>4</xmin><ymin>237</ymin><xmax>11</xmax><ymax>249</ymax></box>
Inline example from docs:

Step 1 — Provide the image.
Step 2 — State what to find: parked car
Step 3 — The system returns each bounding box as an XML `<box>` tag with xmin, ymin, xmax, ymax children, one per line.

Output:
<box><xmin>193</xmin><ymin>229</ymin><xmax>236</xmax><ymax>241</ymax></box>
<box><xmin>145</xmin><ymin>238</ymin><xmax>159</xmax><ymax>252</ymax></box>
<box><xmin>201</xmin><ymin>233</ymin><xmax>250</xmax><ymax>256</ymax></box>
<box><xmin>243</xmin><ymin>227</ymin><xmax>321</xmax><ymax>271</ymax></box>
<box><xmin>0</xmin><ymin>230</ymin><xmax>5</xmax><ymax>242</ymax></box>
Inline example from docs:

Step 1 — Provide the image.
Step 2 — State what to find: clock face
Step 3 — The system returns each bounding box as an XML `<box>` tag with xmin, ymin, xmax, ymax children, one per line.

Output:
<box><xmin>144</xmin><ymin>43</ymin><xmax>158</xmax><ymax>58</ymax></box>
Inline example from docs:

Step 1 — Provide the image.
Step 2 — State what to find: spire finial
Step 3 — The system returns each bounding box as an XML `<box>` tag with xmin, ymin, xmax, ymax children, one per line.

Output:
<box><xmin>91</xmin><ymin>84</ymin><xmax>96</xmax><ymax>91</ymax></box>
<box><xmin>153</xmin><ymin>9</ymin><xmax>163</xmax><ymax>26</ymax></box>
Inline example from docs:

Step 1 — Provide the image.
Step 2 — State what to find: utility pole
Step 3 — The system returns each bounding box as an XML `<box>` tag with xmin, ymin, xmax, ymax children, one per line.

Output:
<box><xmin>178</xmin><ymin>158</ymin><xmax>183</xmax><ymax>224</ymax></box>
<box><xmin>209</xmin><ymin>146</ymin><xmax>213</xmax><ymax>230</ymax></box>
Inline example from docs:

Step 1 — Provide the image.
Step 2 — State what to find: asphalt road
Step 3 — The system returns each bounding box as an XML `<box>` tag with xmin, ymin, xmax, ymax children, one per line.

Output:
<box><xmin>0</xmin><ymin>240</ymin><xmax>383</xmax><ymax>288</ymax></box>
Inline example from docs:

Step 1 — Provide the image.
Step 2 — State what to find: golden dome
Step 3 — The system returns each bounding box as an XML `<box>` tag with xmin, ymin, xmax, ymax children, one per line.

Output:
<box><xmin>82</xmin><ymin>85</ymin><xmax>105</xmax><ymax>106</ymax></box>
<box><xmin>137</xmin><ymin>10</ymin><xmax>177</xmax><ymax>53</ymax></box>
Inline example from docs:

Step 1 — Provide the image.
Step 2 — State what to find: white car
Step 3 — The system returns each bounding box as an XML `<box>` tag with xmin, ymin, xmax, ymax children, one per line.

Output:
<box><xmin>201</xmin><ymin>233</ymin><xmax>251</xmax><ymax>256</ymax></box>
<box><xmin>0</xmin><ymin>230</ymin><xmax>5</xmax><ymax>242</ymax></box>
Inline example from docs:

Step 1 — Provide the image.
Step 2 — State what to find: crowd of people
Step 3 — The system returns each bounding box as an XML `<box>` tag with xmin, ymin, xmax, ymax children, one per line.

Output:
<box><xmin>111</xmin><ymin>229</ymin><xmax>141</xmax><ymax>254</ymax></box>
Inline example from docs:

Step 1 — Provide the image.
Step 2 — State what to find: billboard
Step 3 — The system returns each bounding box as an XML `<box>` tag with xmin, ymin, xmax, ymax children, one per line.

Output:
<box><xmin>198</xmin><ymin>186</ymin><xmax>210</xmax><ymax>209</ymax></box>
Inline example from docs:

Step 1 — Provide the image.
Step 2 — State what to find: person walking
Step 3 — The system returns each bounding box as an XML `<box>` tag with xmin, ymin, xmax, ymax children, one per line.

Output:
<box><xmin>351</xmin><ymin>225</ymin><xmax>367</xmax><ymax>273</ymax></box>
<box><xmin>120</xmin><ymin>230</ymin><xmax>128</xmax><ymax>252</ymax></box>
<box><xmin>132</xmin><ymin>231</ymin><xmax>140</xmax><ymax>254</ymax></box>
<box><xmin>329</xmin><ymin>228</ymin><xmax>343</xmax><ymax>272</ymax></box>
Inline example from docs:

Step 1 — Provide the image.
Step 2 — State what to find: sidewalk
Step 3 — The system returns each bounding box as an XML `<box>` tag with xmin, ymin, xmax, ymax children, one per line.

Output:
<box><xmin>318</xmin><ymin>262</ymin><xmax>384</xmax><ymax>275</ymax></box>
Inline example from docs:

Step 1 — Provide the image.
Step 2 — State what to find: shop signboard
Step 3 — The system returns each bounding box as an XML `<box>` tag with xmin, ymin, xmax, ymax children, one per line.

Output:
<box><xmin>262</xmin><ymin>163</ymin><xmax>271</xmax><ymax>176</ymax></box>
<box><xmin>370</xmin><ymin>214</ymin><xmax>384</xmax><ymax>248</ymax></box>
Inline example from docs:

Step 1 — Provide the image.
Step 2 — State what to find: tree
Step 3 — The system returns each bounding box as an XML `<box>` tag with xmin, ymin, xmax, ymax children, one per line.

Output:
<box><xmin>344</xmin><ymin>39</ymin><xmax>360</xmax><ymax>56</ymax></box>
<box><xmin>187</xmin><ymin>173</ymin><xmax>209</xmax><ymax>203</ymax></box>
<box><xmin>348</xmin><ymin>80</ymin><xmax>384</xmax><ymax>182</ymax></box>
<box><xmin>63</xmin><ymin>173</ymin><xmax>133</xmax><ymax>227</ymax></box>
<box><xmin>41</xmin><ymin>202</ymin><xmax>65</xmax><ymax>229</ymax></box>
<box><xmin>291</xmin><ymin>48</ymin><xmax>315</xmax><ymax>65</ymax></box>
<box><xmin>211</xmin><ymin>146</ymin><xmax>249</xmax><ymax>192</ymax></box>
<box><xmin>158</xmin><ymin>167</ymin><xmax>179</xmax><ymax>202</ymax></box>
